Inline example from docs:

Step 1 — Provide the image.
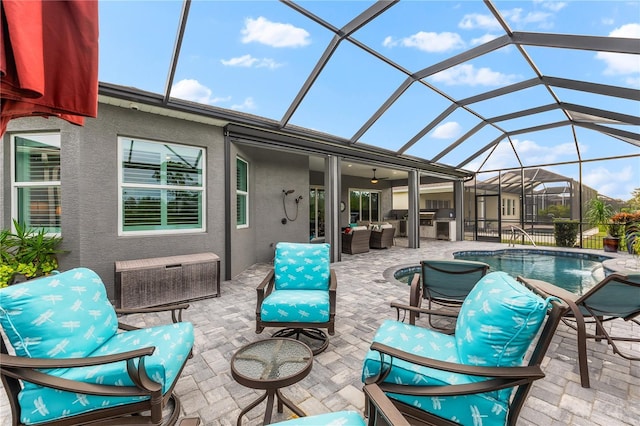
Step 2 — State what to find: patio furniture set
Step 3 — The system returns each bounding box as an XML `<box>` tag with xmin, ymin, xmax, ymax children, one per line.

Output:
<box><xmin>342</xmin><ymin>224</ymin><xmax>395</xmax><ymax>254</ymax></box>
<box><xmin>1</xmin><ymin>243</ymin><xmax>638</xmax><ymax>425</ymax></box>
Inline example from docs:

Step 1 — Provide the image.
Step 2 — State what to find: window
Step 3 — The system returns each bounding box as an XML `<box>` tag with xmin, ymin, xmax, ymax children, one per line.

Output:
<box><xmin>236</xmin><ymin>157</ymin><xmax>248</xmax><ymax>228</ymax></box>
<box><xmin>12</xmin><ymin>133</ymin><xmax>61</xmax><ymax>233</ymax></box>
<box><xmin>309</xmin><ymin>187</ymin><xmax>324</xmax><ymax>239</ymax></box>
<box><xmin>119</xmin><ymin>137</ymin><xmax>205</xmax><ymax>234</ymax></box>
<box><xmin>349</xmin><ymin>189</ymin><xmax>380</xmax><ymax>223</ymax></box>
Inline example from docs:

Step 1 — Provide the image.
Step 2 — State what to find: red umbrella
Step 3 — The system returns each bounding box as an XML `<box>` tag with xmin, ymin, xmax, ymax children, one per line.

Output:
<box><xmin>0</xmin><ymin>0</ymin><xmax>99</xmax><ymax>136</ymax></box>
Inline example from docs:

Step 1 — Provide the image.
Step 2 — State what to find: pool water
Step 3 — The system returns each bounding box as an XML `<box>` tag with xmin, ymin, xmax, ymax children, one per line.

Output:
<box><xmin>394</xmin><ymin>249</ymin><xmax>610</xmax><ymax>296</ymax></box>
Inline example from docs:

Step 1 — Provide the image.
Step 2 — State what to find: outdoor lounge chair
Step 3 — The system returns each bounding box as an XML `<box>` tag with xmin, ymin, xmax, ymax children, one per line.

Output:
<box><xmin>403</xmin><ymin>259</ymin><xmax>489</xmax><ymax>330</ymax></box>
<box><xmin>363</xmin><ymin>271</ymin><xmax>565</xmax><ymax>426</ymax></box>
<box><xmin>271</xmin><ymin>383</ymin><xmax>409</xmax><ymax>426</ymax></box>
<box><xmin>518</xmin><ymin>272</ymin><xmax>640</xmax><ymax>388</ymax></box>
<box><xmin>369</xmin><ymin>225</ymin><xmax>395</xmax><ymax>249</ymax></box>
<box><xmin>0</xmin><ymin>267</ymin><xmax>197</xmax><ymax>426</ymax></box>
<box><xmin>256</xmin><ymin>242</ymin><xmax>337</xmax><ymax>355</ymax></box>
<box><xmin>342</xmin><ymin>227</ymin><xmax>371</xmax><ymax>254</ymax></box>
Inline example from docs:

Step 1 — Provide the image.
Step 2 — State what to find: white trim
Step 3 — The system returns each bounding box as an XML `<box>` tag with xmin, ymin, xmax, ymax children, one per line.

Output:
<box><xmin>117</xmin><ymin>136</ymin><xmax>206</xmax><ymax>236</ymax></box>
<box><xmin>10</xmin><ymin>132</ymin><xmax>62</xmax><ymax>235</ymax></box>
<box><xmin>236</xmin><ymin>156</ymin><xmax>249</xmax><ymax>229</ymax></box>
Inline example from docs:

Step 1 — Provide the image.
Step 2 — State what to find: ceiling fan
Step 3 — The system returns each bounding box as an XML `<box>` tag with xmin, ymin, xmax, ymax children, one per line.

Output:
<box><xmin>370</xmin><ymin>168</ymin><xmax>379</xmax><ymax>184</ymax></box>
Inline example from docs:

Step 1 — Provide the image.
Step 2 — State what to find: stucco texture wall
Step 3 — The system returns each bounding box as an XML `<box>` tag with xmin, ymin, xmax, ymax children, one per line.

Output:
<box><xmin>3</xmin><ymin>104</ymin><xmax>226</xmax><ymax>300</ymax></box>
<box><xmin>230</xmin><ymin>145</ymin><xmax>309</xmax><ymax>277</ymax></box>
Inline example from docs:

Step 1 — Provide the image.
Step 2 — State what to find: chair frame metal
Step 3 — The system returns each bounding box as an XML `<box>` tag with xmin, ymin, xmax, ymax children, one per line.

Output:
<box><xmin>1</xmin><ymin>304</ymin><xmax>193</xmax><ymax>426</ymax></box>
<box><xmin>405</xmin><ymin>260</ymin><xmax>489</xmax><ymax>331</ymax></box>
<box><xmin>373</xmin><ymin>275</ymin><xmax>565</xmax><ymax>426</ymax></box>
<box><xmin>518</xmin><ymin>273</ymin><xmax>640</xmax><ymax>388</ymax></box>
<box><xmin>256</xmin><ymin>268</ymin><xmax>337</xmax><ymax>355</ymax></box>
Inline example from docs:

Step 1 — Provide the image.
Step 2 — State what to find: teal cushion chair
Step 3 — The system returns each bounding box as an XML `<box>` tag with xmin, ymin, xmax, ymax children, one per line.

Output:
<box><xmin>519</xmin><ymin>272</ymin><xmax>640</xmax><ymax>388</ymax></box>
<box><xmin>0</xmin><ymin>267</ymin><xmax>196</xmax><ymax>426</ymax></box>
<box><xmin>270</xmin><ymin>384</ymin><xmax>409</xmax><ymax>426</ymax></box>
<box><xmin>256</xmin><ymin>242</ymin><xmax>337</xmax><ymax>354</ymax></box>
<box><xmin>415</xmin><ymin>259</ymin><xmax>490</xmax><ymax>331</ymax></box>
<box><xmin>363</xmin><ymin>271</ymin><xmax>565</xmax><ymax>426</ymax></box>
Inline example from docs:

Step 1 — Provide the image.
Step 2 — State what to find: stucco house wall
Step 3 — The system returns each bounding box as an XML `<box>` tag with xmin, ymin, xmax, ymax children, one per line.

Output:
<box><xmin>230</xmin><ymin>145</ymin><xmax>309</xmax><ymax>277</ymax></box>
<box><xmin>2</xmin><ymin>104</ymin><xmax>227</xmax><ymax>299</ymax></box>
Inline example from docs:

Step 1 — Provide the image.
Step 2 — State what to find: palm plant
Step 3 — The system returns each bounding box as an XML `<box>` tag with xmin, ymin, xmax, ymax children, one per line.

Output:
<box><xmin>585</xmin><ymin>198</ymin><xmax>613</xmax><ymax>232</ymax></box>
<box><xmin>0</xmin><ymin>220</ymin><xmax>63</xmax><ymax>287</ymax></box>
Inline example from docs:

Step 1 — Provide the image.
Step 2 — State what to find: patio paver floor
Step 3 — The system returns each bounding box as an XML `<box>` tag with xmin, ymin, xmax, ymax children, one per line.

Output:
<box><xmin>1</xmin><ymin>240</ymin><xmax>638</xmax><ymax>425</ymax></box>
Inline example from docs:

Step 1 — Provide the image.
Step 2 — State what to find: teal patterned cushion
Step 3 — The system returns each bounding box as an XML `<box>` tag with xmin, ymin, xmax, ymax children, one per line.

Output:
<box><xmin>17</xmin><ymin>322</ymin><xmax>194</xmax><ymax>425</ymax></box>
<box><xmin>261</xmin><ymin>290</ymin><xmax>330</xmax><ymax>323</ymax></box>
<box><xmin>0</xmin><ymin>267</ymin><xmax>195</xmax><ymax>425</ymax></box>
<box><xmin>274</xmin><ymin>242</ymin><xmax>330</xmax><ymax>290</ymax></box>
<box><xmin>272</xmin><ymin>411</ymin><xmax>366</xmax><ymax>425</ymax></box>
<box><xmin>455</xmin><ymin>271</ymin><xmax>549</xmax><ymax>368</ymax></box>
<box><xmin>0</xmin><ymin>267</ymin><xmax>118</xmax><ymax>358</ymax></box>
<box><xmin>362</xmin><ymin>320</ymin><xmax>510</xmax><ymax>426</ymax></box>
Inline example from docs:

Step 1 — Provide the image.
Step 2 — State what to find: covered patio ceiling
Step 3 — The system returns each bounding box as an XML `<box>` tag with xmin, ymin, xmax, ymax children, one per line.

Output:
<box><xmin>98</xmin><ymin>0</ymin><xmax>640</xmax><ymax>196</ymax></box>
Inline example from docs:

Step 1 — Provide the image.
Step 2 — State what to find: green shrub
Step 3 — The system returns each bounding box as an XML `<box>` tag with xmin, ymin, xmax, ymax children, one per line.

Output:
<box><xmin>554</xmin><ymin>220</ymin><xmax>579</xmax><ymax>247</ymax></box>
<box><xmin>0</xmin><ymin>220</ymin><xmax>63</xmax><ymax>288</ymax></box>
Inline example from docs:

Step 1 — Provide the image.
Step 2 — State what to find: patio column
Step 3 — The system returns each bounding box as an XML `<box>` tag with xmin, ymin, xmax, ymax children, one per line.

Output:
<box><xmin>454</xmin><ymin>179</ymin><xmax>464</xmax><ymax>241</ymax></box>
<box><xmin>325</xmin><ymin>155</ymin><xmax>341</xmax><ymax>263</ymax></box>
<box><xmin>408</xmin><ymin>169</ymin><xmax>420</xmax><ymax>248</ymax></box>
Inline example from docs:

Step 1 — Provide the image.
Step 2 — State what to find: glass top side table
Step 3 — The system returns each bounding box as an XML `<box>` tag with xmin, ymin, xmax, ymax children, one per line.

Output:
<box><xmin>231</xmin><ymin>338</ymin><xmax>313</xmax><ymax>425</ymax></box>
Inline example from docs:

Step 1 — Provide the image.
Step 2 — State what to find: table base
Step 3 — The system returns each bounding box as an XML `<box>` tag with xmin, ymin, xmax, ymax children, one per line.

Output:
<box><xmin>272</xmin><ymin>328</ymin><xmax>328</xmax><ymax>355</ymax></box>
<box><xmin>237</xmin><ymin>388</ymin><xmax>306</xmax><ymax>425</ymax></box>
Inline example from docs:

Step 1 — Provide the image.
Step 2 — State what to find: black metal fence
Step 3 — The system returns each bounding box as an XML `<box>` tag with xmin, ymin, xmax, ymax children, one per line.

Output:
<box><xmin>464</xmin><ymin>221</ymin><xmax>632</xmax><ymax>253</ymax></box>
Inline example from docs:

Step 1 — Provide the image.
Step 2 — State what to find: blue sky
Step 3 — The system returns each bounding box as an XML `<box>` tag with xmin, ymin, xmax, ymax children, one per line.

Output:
<box><xmin>98</xmin><ymin>1</ymin><xmax>640</xmax><ymax>201</ymax></box>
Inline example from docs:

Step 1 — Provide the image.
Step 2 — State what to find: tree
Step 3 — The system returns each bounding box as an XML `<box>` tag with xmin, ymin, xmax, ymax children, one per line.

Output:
<box><xmin>628</xmin><ymin>188</ymin><xmax>640</xmax><ymax>211</ymax></box>
<box><xmin>584</xmin><ymin>198</ymin><xmax>612</xmax><ymax>230</ymax></box>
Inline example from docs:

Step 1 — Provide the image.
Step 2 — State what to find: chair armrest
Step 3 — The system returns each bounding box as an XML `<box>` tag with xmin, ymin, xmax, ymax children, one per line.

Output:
<box><xmin>329</xmin><ymin>269</ymin><xmax>337</xmax><ymax>315</ymax></box>
<box><xmin>369</xmin><ymin>341</ymin><xmax>544</xmax><ymax>381</ymax></box>
<box><xmin>391</xmin><ymin>302</ymin><xmax>459</xmax><ymax>323</ymax></box>
<box><xmin>517</xmin><ymin>276</ymin><xmax>576</xmax><ymax>305</ymax></box>
<box><xmin>116</xmin><ymin>303</ymin><xmax>190</xmax><ymax>329</ymax></box>
<box><xmin>363</xmin><ymin>383</ymin><xmax>410</xmax><ymax>426</ymax></box>
<box><xmin>0</xmin><ymin>348</ymin><xmax>161</xmax><ymax>398</ymax></box>
<box><xmin>0</xmin><ymin>348</ymin><xmax>155</xmax><ymax>369</ymax></box>
<box><xmin>257</xmin><ymin>269</ymin><xmax>276</xmax><ymax>313</ymax></box>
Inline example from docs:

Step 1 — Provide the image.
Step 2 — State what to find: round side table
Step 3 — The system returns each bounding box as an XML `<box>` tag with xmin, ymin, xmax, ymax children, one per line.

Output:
<box><xmin>231</xmin><ymin>338</ymin><xmax>313</xmax><ymax>425</ymax></box>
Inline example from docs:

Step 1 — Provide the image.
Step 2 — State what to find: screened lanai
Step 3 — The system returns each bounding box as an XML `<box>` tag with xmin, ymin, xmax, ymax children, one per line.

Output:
<box><xmin>98</xmin><ymin>0</ymin><xmax>638</xmax><ymax>194</ymax></box>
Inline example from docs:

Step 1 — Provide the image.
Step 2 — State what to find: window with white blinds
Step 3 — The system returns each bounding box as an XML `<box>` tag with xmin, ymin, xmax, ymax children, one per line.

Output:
<box><xmin>119</xmin><ymin>137</ymin><xmax>205</xmax><ymax>234</ymax></box>
<box><xmin>12</xmin><ymin>134</ymin><xmax>62</xmax><ymax>234</ymax></box>
<box><xmin>236</xmin><ymin>157</ymin><xmax>248</xmax><ymax>228</ymax></box>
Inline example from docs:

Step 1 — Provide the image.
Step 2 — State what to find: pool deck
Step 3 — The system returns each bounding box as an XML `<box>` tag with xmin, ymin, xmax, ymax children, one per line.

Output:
<box><xmin>1</xmin><ymin>240</ymin><xmax>638</xmax><ymax>425</ymax></box>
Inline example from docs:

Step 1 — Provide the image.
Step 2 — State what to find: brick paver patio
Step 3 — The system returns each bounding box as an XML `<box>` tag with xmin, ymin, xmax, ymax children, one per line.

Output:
<box><xmin>1</xmin><ymin>240</ymin><xmax>638</xmax><ymax>425</ymax></box>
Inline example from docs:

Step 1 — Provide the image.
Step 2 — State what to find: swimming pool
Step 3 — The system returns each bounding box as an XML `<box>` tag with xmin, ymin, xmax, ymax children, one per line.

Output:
<box><xmin>393</xmin><ymin>249</ymin><xmax>611</xmax><ymax>296</ymax></box>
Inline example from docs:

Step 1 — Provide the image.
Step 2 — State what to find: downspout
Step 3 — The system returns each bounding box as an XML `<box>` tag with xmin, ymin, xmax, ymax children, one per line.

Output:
<box><xmin>223</xmin><ymin>128</ymin><xmax>232</xmax><ymax>280</ymax></box>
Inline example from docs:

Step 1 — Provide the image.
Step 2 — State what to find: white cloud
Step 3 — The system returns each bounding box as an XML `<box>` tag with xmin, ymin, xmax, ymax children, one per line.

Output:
<box><xmin>595</xmin><ymin>23</ymin><xmax>640</xmax><ymax>85</ymax></box>
<box><xmin>385</xmin><ymin>31</ymin><xmax>465</xmax><ymax>52</ymax></box>
<box><xmin>466</xmin><ymin>138</ymin><xmax>580</xmax><ymax>171</ymax></box>
<box><xmin>458</xmin><ymin>13</ymin><xmax>501</xmax><ymax>30</ymax></box>
<box><xmin>626</xmin><ymin>75</ymin><xmax>640</xmax><ymax>87</ymax></box>
<box><xmin>534</xmin><ymin>1</ymin><xmax>567</xmax><ymax>12</ymax></box>
<box><xmin>583</xmin><ymin>166</ymin><xmax>635</xmax><ymax>200</ymax></box>
<box><xmin>241</xmin><ymin>17</ymin><xmax>310</xmax><ymax>48</ymax></box>
<box><xmin>170</xmin><ymin>79</ymin><xmax>230</xmax><ymax>105</ymax></box>
<box><xmin>470</xmin><ymin>34</ymin><xmax>501</xmax><ymax>46</ymax></box>
<box><xmin>431</xmin><ymin>122</ymin><xmax>462</xmax><ymax>139</ymax></box>
<box><xmin>513</xmin><ymin>139</ymin><xmax>577</xmax><ymax>164</ymax></box>
<box><xmin>502</xmin><ymin>8</ymin><xmax>553</xmax><ymax>28</ymax></box>
<box><xmin>231</xmin><ymin>97</ymin><xmax>256</xmax><ymax>111</ymax></box>
<box><xmin>221</xmin><ymin>54</ymin><xmax>283</xmax><ymax>69</ymax></box>
<box><xmin>382</xmin><ymin>36</ymin><xmax>397</xmax><ymax>48</ymax></box>
<box><xmin>430</xmin><ymin>64</ymin><xmax>520</xmax><ymax>86</ymax></box>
